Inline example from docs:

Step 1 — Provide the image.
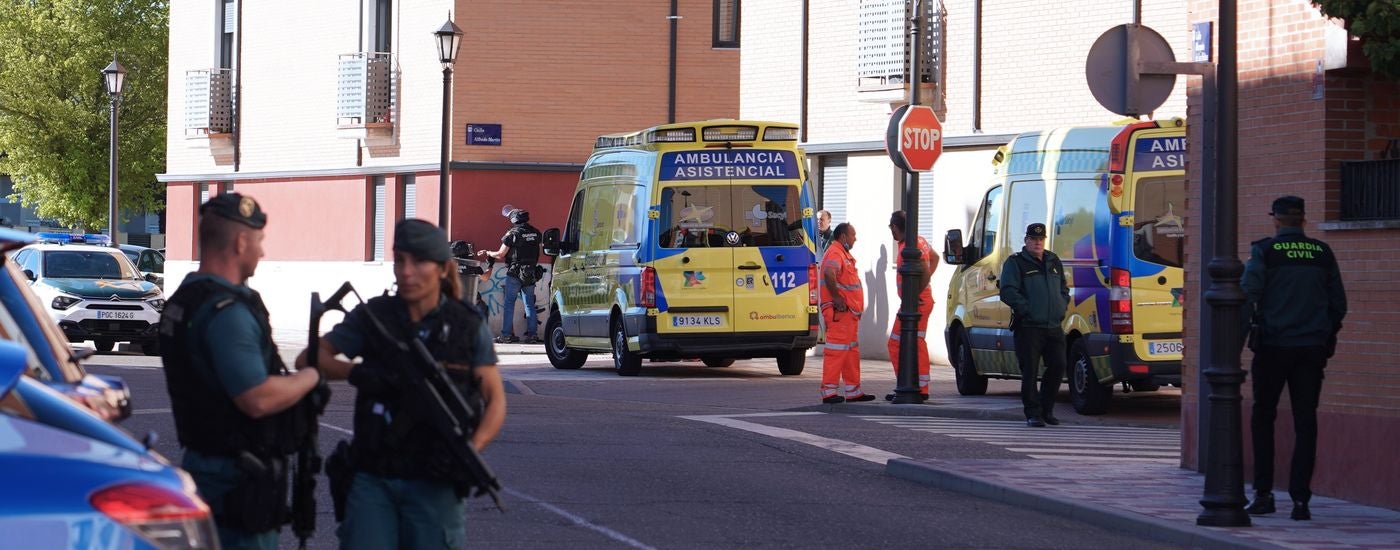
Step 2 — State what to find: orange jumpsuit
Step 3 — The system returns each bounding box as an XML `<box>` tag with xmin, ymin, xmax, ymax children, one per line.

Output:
<box><xmin>888</xmin><ymin>235</ymin><xmax>934</xmax><ymax>397</ymax></box>
<box><xmin>821</xmin><ymin>242</ymin><xmax>866</xmax><ymax>399</ymax></box>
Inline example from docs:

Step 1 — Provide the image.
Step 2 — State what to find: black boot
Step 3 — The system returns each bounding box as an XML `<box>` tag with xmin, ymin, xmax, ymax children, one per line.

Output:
<box><xmin>1291</xmin><ymin>500</ymin><xmax>1310</xmax><ymax>521</ymax></box>
<box><xmin>1245</xmin><ymin>492</ymin><xmax>1275</xmax><ymax>515</ymax></box>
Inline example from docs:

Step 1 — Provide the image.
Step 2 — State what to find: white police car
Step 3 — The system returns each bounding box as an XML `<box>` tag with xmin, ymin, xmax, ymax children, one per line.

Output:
<box><xmin>11</xmin><ymin>234</ymin><xmax>164</xmax><ymax>355</ymax></box>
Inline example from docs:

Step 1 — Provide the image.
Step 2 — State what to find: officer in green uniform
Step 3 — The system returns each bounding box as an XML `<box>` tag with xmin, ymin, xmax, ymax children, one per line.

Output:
<box><xmin>999</xmin><ymin>223</ymin><xmax>1070</xmax><ymax>427</ymax></box>
<box><xmin>298</xmin><ymin>219</ymin><xmax>507</xmax><ymax>550</ymax></box>
<box><xmin>1242</xmin><ymin>196</ymin><xmax>1347</xmax><ymax>521</ymax></box>
<box><xmin>160</xmin><ymin>194</ymin><xmax>327</xmax><ymax>550</ymax></box>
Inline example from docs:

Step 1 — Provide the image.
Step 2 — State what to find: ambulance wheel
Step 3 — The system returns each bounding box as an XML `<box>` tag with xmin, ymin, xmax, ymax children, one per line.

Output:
<box><xmin>545</xmin><ymin>311</ymin><xmax>586</xmax><ymax>370</ymax></box>
<box><xmin>94</xmin><ymin>340</ymin><xmax>115</xmax><ymax>353</ymax></box>
<box><xmin>1069</xmin><ymin>339</ymin><xmax>1112</xmax><ymax>415</ymax></box>
<box><xmin>951</xmin><ymin>328</ymin><xmax>987</xmax><ymax>396</ymax></box>
<box><xmin>776</xmin><ymin>350</ymin><xmax>805</xmax><ymax>376</ymax></box>
<box><xmin>702</xmin><ymin>358</ymin><xmax>735</xmax><ymax>368</ymax></box>
<box><xmin>611</xmin><ymin>318</ymin><xmax>642</xmax><ymax>376</ymax></box>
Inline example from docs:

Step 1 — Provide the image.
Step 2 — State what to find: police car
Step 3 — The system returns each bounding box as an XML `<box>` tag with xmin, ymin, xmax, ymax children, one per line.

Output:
<box><xmin>11</xmin><ymin>234</ymin><xmax>164</xmax><ymax>355</ymax></box>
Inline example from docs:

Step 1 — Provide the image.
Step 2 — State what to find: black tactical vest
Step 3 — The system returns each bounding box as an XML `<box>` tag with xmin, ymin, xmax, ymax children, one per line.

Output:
<box><xmin>505</xmin><ymin>223</ymin><xmax>542</xmax><ymax>268</ymax></box>
<box><xmin>348</xmin><ymin>294</ymin><xmax>484</xmax><ymax>482</ymax></box>
<box><xmin>159</xmin><ymin>278</ymin><xmax>307</xmax><ymax>457</ymax></box>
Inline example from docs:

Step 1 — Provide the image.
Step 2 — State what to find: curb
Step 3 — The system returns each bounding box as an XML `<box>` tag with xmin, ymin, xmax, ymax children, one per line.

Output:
<box><xmin>886</xmin><ymin>459</ymin><xmax>1278</xmax><ymax>550</ymax></box>
<box><xmin>788</xmin><ymin>401</ymin><xmax>1026</xmax><ymax>421</ymax></box>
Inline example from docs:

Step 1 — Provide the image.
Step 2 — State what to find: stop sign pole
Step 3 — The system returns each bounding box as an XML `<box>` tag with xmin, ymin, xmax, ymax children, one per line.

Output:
<box><xmin>883</xmin><ymin>2</ymin><xmax>940</xmax><ymax>406</ymax></box>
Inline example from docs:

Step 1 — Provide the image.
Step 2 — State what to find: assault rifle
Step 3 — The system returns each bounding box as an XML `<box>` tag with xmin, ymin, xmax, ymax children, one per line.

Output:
<box><xmin>293</xmin><ymin>283</ymin><xmax>351</xmax><ymax>548</ymax></box>
<box><xmin>321</xmin><ymin>282</ymin><xmax>505</xmax><ymax>511</ymax></box>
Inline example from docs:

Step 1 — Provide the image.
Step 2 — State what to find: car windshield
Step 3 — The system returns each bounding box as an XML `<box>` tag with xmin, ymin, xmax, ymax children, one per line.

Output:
<box><xmin>42</xmin><ymin>250</ymin><xmax>139</xmax><ymax>280</ymax></box>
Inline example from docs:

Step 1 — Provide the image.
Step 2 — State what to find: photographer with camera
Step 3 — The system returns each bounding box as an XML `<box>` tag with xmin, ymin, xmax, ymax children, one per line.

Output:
<box><xmin>480</xmin><ymin>206</ymin><xmax>543</xmax><ymax>344</ymax></box>
<box><xmin>297</xmin><ymin>219</ymin><xmax>506</xmax><ymax>549</ymax></box>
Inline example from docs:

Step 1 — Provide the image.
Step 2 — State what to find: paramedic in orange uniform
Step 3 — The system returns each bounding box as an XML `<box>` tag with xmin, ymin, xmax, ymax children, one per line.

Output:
<box><xmin>820</xmin><ymin>223</ymin><xmax>873</xmax><ymax>404</ymax></box>
<box><xmin>885</xmin><ymin>211</ymin><xmax>937</xmax><ymax>402</ymax></box>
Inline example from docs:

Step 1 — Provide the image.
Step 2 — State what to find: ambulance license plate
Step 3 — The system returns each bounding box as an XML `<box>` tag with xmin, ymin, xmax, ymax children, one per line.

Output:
<box><xmin>1148</xmin><ymin>341</ymin><xmax>1183</xmax><ymax>355</ymax></box>
<box><xmin>672</xmin><ymin>315</ymin><xmax>723</xmax><ymax>328</ymax></box>
<box><xmin>97</xmin><ymin>310</ymin><xmax>135</xmax><ymax>320</ymax></box>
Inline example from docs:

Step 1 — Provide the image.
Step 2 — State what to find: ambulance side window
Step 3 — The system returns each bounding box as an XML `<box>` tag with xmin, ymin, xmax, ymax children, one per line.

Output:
<box><xmin>563</xmin><ymin>191</ymin><xmax>585</xmax><ymax>252</ymax></box>
<box><xmin>977</xmin><ymin>185</ymin><xmax>1004</xmax><ymax>259</ymax></box>
<box><xmin>1004</xmin><ymin>180</ymin><xmax>1046</xmax><ymax>250</ymax></box>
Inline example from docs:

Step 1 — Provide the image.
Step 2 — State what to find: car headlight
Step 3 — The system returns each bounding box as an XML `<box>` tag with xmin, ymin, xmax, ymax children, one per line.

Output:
<box><xmin>147</xmin><ymin>298</ymin><xmax>165</xmax><ymax>312</ymax></box>
<box><xmin>52</xmin><ymin>295</ymin><xmax>81</xmax><ymax>310</ymax></box>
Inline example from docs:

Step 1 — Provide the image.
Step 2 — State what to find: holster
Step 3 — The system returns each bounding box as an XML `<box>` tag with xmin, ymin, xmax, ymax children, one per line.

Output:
<box><xmin>1246</xmin><ymin>321</ymin><xmax>1263</xmax><ymax>353</ymax></box>
<box><xmin>325</xmin><ymin>440</ymin><xmax>354</xmax><ymax>522</ymax></box>
<box><xmin>220</xmin><ymin>452</ymin><xmax>289</xmax><ymax>532</ymax></box>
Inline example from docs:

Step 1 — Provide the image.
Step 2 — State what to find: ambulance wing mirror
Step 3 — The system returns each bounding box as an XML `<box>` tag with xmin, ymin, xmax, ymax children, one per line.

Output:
<box><xmin>944</xmin><ymin>229</ymin><xmax>967</xmax><ymax>265</ymax></box>
<box><xmin>542</xmin><ymin>228</ymin><xmax>561</xmax><ymax>256</ymax></box>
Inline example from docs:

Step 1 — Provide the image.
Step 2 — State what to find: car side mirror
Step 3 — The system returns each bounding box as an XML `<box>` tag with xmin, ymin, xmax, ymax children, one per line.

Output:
<box><xmin>944</xmin><ymin>229</ymin><xmax>966</xmax><ymax>265</ymax></box>
<box><xmin>542</xmin><ymin>228</ymin><xmax>561</xmax><ymax>257</ymax></box>
<box><xmin>22</xmin><ymin>269</ymin><xmax>35</xmax><ymax>282</ymax></box>
<box><xmin>144</xmin><ymin>273</ymin><xmax>159</xmax><ymax>283</ymax></box>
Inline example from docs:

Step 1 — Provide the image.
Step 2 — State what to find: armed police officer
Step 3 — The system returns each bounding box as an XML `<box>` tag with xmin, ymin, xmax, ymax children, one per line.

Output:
<box><xmin>481</xmin><ymin>208</ymin><xmax>543</xmax><ymax>344</ymax></box>
<box><xmin>160</xmin><ymin>194</ymin><xmax>327</xmax><ymax>550</ymax></box>
<box><xmin>999</xmin><ymin>223</ymin><xmax>1070</xmax><ymax>428</ymax></box>
<box><xmin>298</xmin><ymin>219</ymin><xmax>507</xmax><ymax>549</ymax></box>
<box><xmin>1242</xmin><ymin>196</ymin><xmax>1347</xmax><ymax>521</ymax></box>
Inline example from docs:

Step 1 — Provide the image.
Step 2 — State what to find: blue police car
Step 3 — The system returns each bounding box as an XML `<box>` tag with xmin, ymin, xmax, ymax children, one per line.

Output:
<box><xmin>0</xmin><ymin>339</ymin><xmax>217</xmax><ymax>549</ymax></box>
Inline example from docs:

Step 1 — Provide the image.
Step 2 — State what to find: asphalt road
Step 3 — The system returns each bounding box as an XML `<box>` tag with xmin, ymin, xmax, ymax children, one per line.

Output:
<box><xmin>89</xmin><ymin>352</ymin><xmax>1181</xmax><ymax>549</ymax></box>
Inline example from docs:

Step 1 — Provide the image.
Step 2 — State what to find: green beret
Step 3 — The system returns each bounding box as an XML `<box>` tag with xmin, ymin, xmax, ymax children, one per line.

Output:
<box><xmin>393</xmin><ymin>219</ymin><xmax>451</xmax><ymax>262</ymax></box>
<box><xmin>201</xmin><ymin>193</ymin><xmax>267</xmax><ymax>229</ymax></box>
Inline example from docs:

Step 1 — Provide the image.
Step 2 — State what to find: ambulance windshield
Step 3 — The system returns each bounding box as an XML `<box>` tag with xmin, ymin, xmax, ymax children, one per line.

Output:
<box><xmin>658</xmin><ymin>185</ymin><xmax>805</xmax><ymax>248</ymax></box>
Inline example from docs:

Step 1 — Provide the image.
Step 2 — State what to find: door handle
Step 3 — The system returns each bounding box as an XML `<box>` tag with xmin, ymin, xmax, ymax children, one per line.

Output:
<box><xmin>738</xmin><ymin>263</ymin><xmax>763</xmax><ymax>270</ymax></box>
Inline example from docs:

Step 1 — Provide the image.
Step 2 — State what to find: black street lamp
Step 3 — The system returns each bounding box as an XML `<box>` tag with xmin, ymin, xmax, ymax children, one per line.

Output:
<box><xmin>1197</xmin><ymin>0</ymin><xmax>1251</xmax><ymax>528</ymax></box>
<box><xmin>434</xmin><ymin>18</ymin><xmax>463</xmax><ymax>230</ymax></box>
<box><xmin>102</xmin><ymin>56</ymin><xmax>126</xmax><ymax>242</ymax></box>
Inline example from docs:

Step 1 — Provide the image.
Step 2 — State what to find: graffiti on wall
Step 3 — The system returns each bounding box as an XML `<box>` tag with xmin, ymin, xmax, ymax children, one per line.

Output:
<box><xmin>474</xmin><ymin>264</ymin><xmax>551</xmax><ymax>336</ymax></box>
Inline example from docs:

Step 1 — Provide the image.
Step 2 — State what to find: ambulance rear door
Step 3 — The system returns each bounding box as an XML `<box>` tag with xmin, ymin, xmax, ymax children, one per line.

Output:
<box><xmin>731</xmin><ymin>181</ymin><xmax>812</xmax><ymax>333</ymax></box>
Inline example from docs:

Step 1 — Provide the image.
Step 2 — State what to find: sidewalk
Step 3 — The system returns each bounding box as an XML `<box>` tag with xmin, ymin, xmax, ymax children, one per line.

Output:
<box><xmin>885</xmin><ymin>444</ymin><xmax>1400</xmax><ymax>550</ymax></box>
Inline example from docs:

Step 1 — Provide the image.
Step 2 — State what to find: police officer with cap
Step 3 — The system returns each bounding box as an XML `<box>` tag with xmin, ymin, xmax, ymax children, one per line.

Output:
<box><xmin>999</xmin><ymin>222</ymin><xmax>1070</xmax><ymax>427</ymax></box>
<box><xmin>160</xmin><ymin>193</ymin><xmax>327</xmax><ymax>550</ymax></box>
<box><xmin>298</xmin><ymin>218</ymin><xmax>506</xmax><ymax>549</ymax></box>
<box><xmin>1242</xmin><ymin>196</ymin><xmax>1347</xmax><ymax>521</ymax></box>
<box><xmin>481</xmin><ymin>207</ymin><xmax>543</xmax><ymax>344</ymax></box>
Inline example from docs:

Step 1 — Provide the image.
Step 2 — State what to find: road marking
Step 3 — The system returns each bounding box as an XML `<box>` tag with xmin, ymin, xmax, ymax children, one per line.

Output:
<box><xmin>504</xmin><ymin>488</ymin><xmax>658</xmax><ymax>550</ymax></box>
<box><xmin>320</xmin><ymin>422</ymin><xmax>354</xmax><ymax>435</ymax></box>
<box><xmin>313</xmin><ymin>421</ymin><xmax>655</xmax><ymax>550</ymax></box>
<box><xmin>681</xmin><ymin>413</ymin><xmax>907</xmax><ymax>465</ymax></box>
<box><xmin>858</xmin><ymin>416</ymin><xmax>1181</xmax><ymax>461</ymax></box>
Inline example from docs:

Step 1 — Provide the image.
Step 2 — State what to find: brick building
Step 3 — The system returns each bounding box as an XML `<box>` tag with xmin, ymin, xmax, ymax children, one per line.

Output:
<box><xmin>158</xmin><ymin>0</ymin><xmax>739</xmax><ymax>332</ymax></box>
<box><xmin>1182</xmin><ymin>1</ymin><xmax>1400</xmax><ymax>509</ymax></box>
<box><xmin>742</xmin><ymin>0</ymin><xmax>1189</xmax><ymax>359</ymax></box>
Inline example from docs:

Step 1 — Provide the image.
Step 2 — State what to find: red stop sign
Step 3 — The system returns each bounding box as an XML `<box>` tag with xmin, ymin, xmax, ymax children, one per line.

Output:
<box><xmin>885</xmin><ymin>104</ymin><xmax>943</xmax><ymax>172</ymax></box>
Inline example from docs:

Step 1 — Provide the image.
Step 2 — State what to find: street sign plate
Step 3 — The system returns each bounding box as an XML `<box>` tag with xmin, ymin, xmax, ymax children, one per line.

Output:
<box><xmin>885</xmin><ymin>104</ymin><xmax>943</xmax><ymax>172</ymax></box>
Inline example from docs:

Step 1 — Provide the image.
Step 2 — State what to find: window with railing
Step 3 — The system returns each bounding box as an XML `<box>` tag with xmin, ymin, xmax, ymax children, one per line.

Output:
<box><xmin>337</xmin><ymin>52</ymin><xmax>395</xmax><ymax>127</ymax></box>
<box><xmin>856</xmin><ymin>0</ymin><xmax>940</xmax><ymax>88</ymax></box>
<box><xmin>184</xmin><ymin>69</ymin><xmax>234</xmax><ymax>136</ymax></box>
<box><xmin>1340</xmin><ymin>158</ymin><xmax>1400</xmax><ymax>221</ymax></box>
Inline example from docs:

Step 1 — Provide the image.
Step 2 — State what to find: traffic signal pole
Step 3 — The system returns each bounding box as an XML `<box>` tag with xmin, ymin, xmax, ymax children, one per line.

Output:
<box><xmin>892</xmin><ymin>2</ymin><xmax>926</xmax><ymax>405</ymax></box>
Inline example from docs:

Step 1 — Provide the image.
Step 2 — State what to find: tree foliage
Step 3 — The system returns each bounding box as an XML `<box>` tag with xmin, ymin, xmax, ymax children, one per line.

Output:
<box><xmin>0</xmin><ymin>0</ymin><xmax>168</xmax><ymax>230</ymax></box>
<box><xmin>1314</xmin><ymin>0</ymin><xmax>1400</xmax><ymax>78</ymax></box>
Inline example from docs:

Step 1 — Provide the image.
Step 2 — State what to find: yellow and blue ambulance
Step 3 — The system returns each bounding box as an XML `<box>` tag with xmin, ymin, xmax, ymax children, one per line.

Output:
<box><xmin>540</xmin><ymin>120</ymin><xmax>819</xmax><ymax>376</ymax></box>
<box><xmin>941</xmin><ymin>118</ymin><xmax>1186</xmax><ymax>414</ymax></box>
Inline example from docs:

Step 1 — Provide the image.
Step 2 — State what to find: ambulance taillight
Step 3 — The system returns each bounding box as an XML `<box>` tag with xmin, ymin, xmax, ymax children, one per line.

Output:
<box><xmin>641</xmin><ymin>267</ymin><xmax>657</xmax><ymax>308</ymax></box>
<box><xmin>807</xmin><ymin>264</ymin><xmax>818</xmax><ymax>306</ymax></box>
<box><xmin>1110</xmin><ymin>268</ymin><xmax>1133</xmax><ymax>334</ymax></box>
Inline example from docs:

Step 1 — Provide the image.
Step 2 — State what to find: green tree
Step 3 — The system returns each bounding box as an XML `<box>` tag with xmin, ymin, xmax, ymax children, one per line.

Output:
<box><xmin>1314</xmin><ymin>0</ymin><xmax>1400</xmax><ymax>78</ymax></box>
<box><xmin>0</xmin><ymin>0</ymin><xmax>168</xmax><ymax>230</ymax></box>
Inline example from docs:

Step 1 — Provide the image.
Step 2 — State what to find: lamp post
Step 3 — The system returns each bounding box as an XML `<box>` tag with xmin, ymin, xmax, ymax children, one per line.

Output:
<box><xmin>102</xmin><ymin>56</ymin><xmax>127</xmax><ymax>242</ymax></box>
<box><xmin>1197</xmin><ymin>0</ymin><xmax>1251</xmax><ymax>528</ymax></box>
<box><xmin>434</xmin><ymin>18</ymin><xmax>463</xmax><ymax>230</ymax></box>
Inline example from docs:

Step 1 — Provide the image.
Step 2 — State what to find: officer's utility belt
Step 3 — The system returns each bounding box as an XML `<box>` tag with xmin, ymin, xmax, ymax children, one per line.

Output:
<box><xmin>220</xmin><ymin>452</ymin><xmax>290</xmax><ymax>532</ymax></box>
